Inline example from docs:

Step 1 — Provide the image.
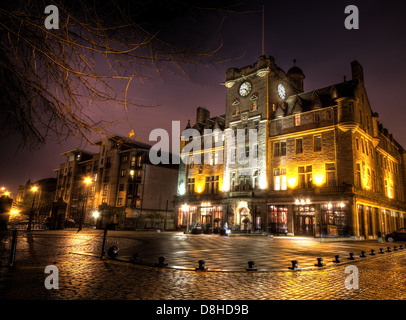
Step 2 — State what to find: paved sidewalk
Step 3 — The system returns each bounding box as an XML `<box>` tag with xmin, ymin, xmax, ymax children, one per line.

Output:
<box><xmin>1</xmin><ymin>229</ymin><xmax>405</xmax><ymax>300</ymax></box>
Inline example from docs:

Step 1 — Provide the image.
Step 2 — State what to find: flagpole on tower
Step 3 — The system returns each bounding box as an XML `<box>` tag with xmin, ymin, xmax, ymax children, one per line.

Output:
<box><xmin>262</xmin><ymin>4</ymin><xmax>265</xmax><ymax>56</ymax></box>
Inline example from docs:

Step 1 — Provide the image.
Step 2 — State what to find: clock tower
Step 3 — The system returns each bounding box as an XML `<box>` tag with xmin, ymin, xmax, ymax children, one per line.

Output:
<box><xmin>221</xmin><ymin>55</ymin><xmax>305</xmax><ymax>216</ymax></box>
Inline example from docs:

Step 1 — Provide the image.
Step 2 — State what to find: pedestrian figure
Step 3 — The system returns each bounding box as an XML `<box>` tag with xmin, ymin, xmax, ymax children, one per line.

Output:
<box><xmin>377</xmin><ymin>231</ymin><xmax>383</xmax><ymax>243</ymax></box>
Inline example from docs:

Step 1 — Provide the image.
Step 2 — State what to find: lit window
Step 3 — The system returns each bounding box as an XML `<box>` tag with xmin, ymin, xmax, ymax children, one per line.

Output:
<box><xmin>325</xmin><ymin>163</ymin><xmax>336</xmax><ymax>187</ymax></box>
<box><xmin>294</xmin><ymin>114</ymin><xmax>301</xmax><ymax>126</ymax></box>
<box><xmin>274</xmin><ymin>168</ymin><xmax>287</xmax><ymax>191</ymax></box>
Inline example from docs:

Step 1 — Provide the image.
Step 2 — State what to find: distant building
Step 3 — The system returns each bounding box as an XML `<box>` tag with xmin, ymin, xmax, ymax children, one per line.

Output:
<box><xmin>54</xmin><ymin>135</ymin><xmax>178</xmax><ymax>229</ymax></box>
<box><xmin>15</xmin><ymin>178</ymin><xmax>57</xmax><ymax>223</ymax></box>
<box><xmin>174</xmin><ymin>56</ymin><xmax>406</xmax><ymax>239</ymax></box>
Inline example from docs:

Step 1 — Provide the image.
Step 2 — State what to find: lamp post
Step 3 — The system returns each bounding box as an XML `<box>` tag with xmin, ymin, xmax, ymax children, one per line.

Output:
<box><xmin>78</xmin><ymin>177</ymin><xmax>92</xmax><ymax>231</ymax></box>
<box><xmin>27</xmin><ymin>186</ymin><xmax>38</xmax><ymax>232</ymax></box>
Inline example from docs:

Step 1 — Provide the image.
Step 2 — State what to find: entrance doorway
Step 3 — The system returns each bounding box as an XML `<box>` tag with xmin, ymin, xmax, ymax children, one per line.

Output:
<box><xmin>294</xmin><ymin>205</ymin><xmax>315</xmax><ymax>236</ymax></box>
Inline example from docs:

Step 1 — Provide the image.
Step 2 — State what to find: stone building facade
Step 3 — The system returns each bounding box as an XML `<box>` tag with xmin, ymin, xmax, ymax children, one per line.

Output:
<box><xmin>174</xmin><ymin>55</ymin><xmax>406</xmax><ymax>239</ymax></box>
<box><xmin>54</xmin><ymin>136</ymin><xmax>178</xmax><ymax>229</ymax></box>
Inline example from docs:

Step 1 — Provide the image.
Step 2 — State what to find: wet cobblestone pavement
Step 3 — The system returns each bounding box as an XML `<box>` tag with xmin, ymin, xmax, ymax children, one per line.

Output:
<box><xmin>1</xmin><ymin>229</ymin><xmax>406</xmax><ymax>300</ymax></box>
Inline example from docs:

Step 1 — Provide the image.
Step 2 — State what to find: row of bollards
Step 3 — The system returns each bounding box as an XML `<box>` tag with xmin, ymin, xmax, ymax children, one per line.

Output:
<box><xmin>287</xmin><ymin>244</ymin><xmax>406</xmax><ymax>270</ymax></box>
<box><xmin>128</xmin><ymin>243</ymin><xmax>406</xmax><ymax>271</ymax></box>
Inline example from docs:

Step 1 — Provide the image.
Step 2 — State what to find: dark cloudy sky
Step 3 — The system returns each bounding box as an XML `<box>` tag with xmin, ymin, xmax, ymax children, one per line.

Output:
<box><xmin>1</xmin><ymin>0</ymin><xmax>406</xmax><ymax>196</ymax></box>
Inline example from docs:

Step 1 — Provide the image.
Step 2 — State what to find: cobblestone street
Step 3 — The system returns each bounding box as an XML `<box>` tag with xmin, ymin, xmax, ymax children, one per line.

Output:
<box><xmin>1</xmin><ymin>229</ymin><xmax>405</xmax><ymax>302</ymax></box>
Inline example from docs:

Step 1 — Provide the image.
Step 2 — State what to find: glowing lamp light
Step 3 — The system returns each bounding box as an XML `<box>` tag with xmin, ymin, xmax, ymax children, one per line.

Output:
<box><xmin>288</xmin><ymin>178</ymin><xmax>297</xmax><ymax>188</ymax></box>
<box><xmin>92</xmin><ymin>211</ymin><xmax>100</xmax><ymax>219</ymax></box>
<box><xmin>31</xmin><ymin>186</ymin><xmax>38</xmax><ymax>192</ymax></box>
<box><xmin>259</xmin><ymin>176</ymin><xmax>267</xmax><ymax>190</ymax></box>
<box><xmin>197</xmin><ymin>186</ymin><xmax>203</xmax><ymax>193</ymax></box>
<box><xmin>314</xmin><ymin>175</ymin><xmax>324</xmax><ymax>186</ymax></box>
<box><xmin>178</xmin><ymin>183</ymin><xmax>186</xmax><ymax>195</ymax></box>
<box><xmin>10</xmin><ymin>209</ymin><xmax>19</xmax><ymax>217</ymax></box>
<box><xmin>181</xmin><ymin>204</ymin><xmax>189</xmax><ymax>212</ymax></box>
<box><xmin>84</xmin><ymin>177</ymin><xmax>92</xmax><ymax>185</ymax></box>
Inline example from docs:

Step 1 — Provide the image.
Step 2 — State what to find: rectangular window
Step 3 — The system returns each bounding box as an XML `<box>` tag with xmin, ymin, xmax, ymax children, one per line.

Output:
<box><xmin>298</xmin><ymin>165</ymin><xmax>312</xmax><ymax>188</ymax></box>
<box><xmin>274</xmin><ymin>142</ymin><xmax>280</xmax><ymax>157</ymax></box>
<box><xmin>117</xmin><ymin>198</ymin><xmax>123</xmax><ymax>206</ymax></box>
<box><xmin>372</xmin><ymin>170</ymin><xmax>376</xmax><ymax>192</ymax></box>
<box><xmin>314</xmin><ymin>111</ymin><xmax>320</xmax><ymax>123</ymax></box>
<box><xmin>355</xmin><ymin>138</ymin><xmax>359</xmax><ymax>150</ymax></box>
<box><xmin>294</xmin><ymin>114</ymin><xmax>301</xmax><ymax>126</ymax></box>
<box><xmin>281</xmin><ymin>141</ymin><xmax>286</xmax><ymax>156</ymax></box>
<box><xmin>120</xmin><ymin>169</ymin><xmax>126</xmax><ymax>177</ymax></box>
<box><xmin>325</xmin><ymin>163</ymin><xmax>337</xmax><ymax>187</ymax></box>
<box><xmin>296</xmin><ymin>138</ymin><xmax>303</xmax><ymax>154</ymax></box>
<box><xmin>119</xmin><ymin>184</ymin><xmax>124</xmax><ymax>192</ymax></box>
<box><xmin>205</xmin><ymin>176</ymin><xmax>211</xmax><ymax>194</ymax></box>
<box><xmin>274</xmin><ymin>168</ymin><xmax>287</xmax><ymax>191</ymax></box>
<box><xmin>314</xmin><ymin>135</ymin><xmax>322</xmax><ymax>152</ymax></box>
<box><xmin>188</xmin><ymin>178</ymin><xmax>195</xmax><ymax>194</ymax></box>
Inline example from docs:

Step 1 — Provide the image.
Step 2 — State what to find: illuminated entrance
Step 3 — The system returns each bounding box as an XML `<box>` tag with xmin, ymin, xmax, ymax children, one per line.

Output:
<box><xmin>294</xmin><ymin>205</ymin><xmax>315</xmax><ymax>236</ymax></box>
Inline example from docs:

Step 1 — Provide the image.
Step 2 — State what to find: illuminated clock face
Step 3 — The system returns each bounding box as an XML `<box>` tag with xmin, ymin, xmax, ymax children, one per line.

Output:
<box><xmin>239</xmin><ymin>81</ymin><xmax>252</xmax><ymax>97</ymax></box>
<box><xmin>278</xmin><ymin>84</ymin><xmax>286</xmax><ymax>99</ymax></box>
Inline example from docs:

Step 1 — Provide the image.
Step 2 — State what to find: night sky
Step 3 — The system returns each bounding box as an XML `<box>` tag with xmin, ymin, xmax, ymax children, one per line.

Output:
<box><xmin>1</xmin><ymin>0</ymin><xmax>406</xmax><ymax>196</ymax></box>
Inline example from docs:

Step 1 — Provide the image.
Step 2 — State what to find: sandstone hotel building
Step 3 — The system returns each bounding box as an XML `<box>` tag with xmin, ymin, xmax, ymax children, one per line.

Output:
<box><xmin>174</xmin><ymin>55</ymin><xmax>406</xmax><ymax>239</ymax></box>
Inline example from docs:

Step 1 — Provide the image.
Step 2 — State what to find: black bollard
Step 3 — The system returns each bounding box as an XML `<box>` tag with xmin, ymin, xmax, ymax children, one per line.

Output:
<box><xmin>333</xmin><ymin>255</ymin><xmax>341</xmax><ymax>263</ymax></box>
<box><xmin>100</xmin><ymin>228</ymin><xmax>108</xmax><ymax>259</ymax></box>
<box><xmin>196</xmin><ymin>260</ymin><xmax>207</xmax><ymax>271</ymax></box>
<box><xmin>360</xmin><ymin>251</ymin><xmax>366</xmax><ymax>258</ymax></box>
<box><xmin>8</xmin><ymin>230</ymin><xmax>18</xmax><ymax>267</ymax></box>
<box><xmin>107</xmin><ymin>246</ymin><xmax>119</xmax><ymax>258</ymax></box>
<box><xmin>348</xmin><ymin>252</ymin><xmax>355</xmax><ymax>260</ymax></box>
<box><xmin>132</xmin><ymin>253</ymin><xmax>141</xmax><ymax>263</ymax></box>
<box><xmin>315</xmin><ymin>258</ymin><xmax>325</xmax><ymax>267</ymax></box>
<box><xmin>157</xmin><ymin>256</ymin><xmax>168</xmax><ymax>267</ymax></box>
<box><xmin>400</xmin><ymin>245</ymin><xmax>404</xmax><ymax>250</ymax></box>
<box><xmin>370</xmin><ymin>249</ymin><xmax>376</xmax><ymax>256</ymax></box>
<box><xmin>393</xmin><ymin>246</ymin><xmax>398</xmax><ymax>251</ymax></box>
<box><xmin>289</xmin><ymin>260</ymin><xmax>300</xmax><ymax>270</ymax></box>
<box><xmin>387</xmin><ymin>247</ymin><xmax>392</xmax><ymax>253</ymax></box>
<box><xmin>379</xmin><ymin>248</ymin><xmax>384</xmax><ymax>254</ymax></box>
<box><xmin>246</xmin><ymin>261</ymin><xmax>257</xmax><ymax>271</ymax></box>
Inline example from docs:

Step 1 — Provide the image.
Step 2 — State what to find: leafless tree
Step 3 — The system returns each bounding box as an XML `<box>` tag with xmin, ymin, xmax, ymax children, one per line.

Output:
<box><xmin>0</xmin><ymin>0</ymin><xmax>251</xmax><ymax>149</ymax></box>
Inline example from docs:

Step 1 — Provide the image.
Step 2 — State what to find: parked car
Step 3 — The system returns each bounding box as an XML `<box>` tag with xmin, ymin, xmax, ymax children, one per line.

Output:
<box><xmin>64</xmin><ymin>218</ymin><xmax>75</xmax><ymax>228</ymax></box>
<box><xmin>385</xmin><ymin>228</ymin><xmax>406</xmax><ymax>242</ymax></box>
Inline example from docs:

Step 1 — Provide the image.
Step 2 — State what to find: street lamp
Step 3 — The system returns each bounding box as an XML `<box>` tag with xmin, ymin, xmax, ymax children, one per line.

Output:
<box><xmin>27</xmin><ymin>185</ymin><xmax>39</xmax><ymax>231</ymax></box>
<box><xmin>78</xmin><ymin>176</ymin><xmax>92</xmax><ymax>231</ymax></box>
